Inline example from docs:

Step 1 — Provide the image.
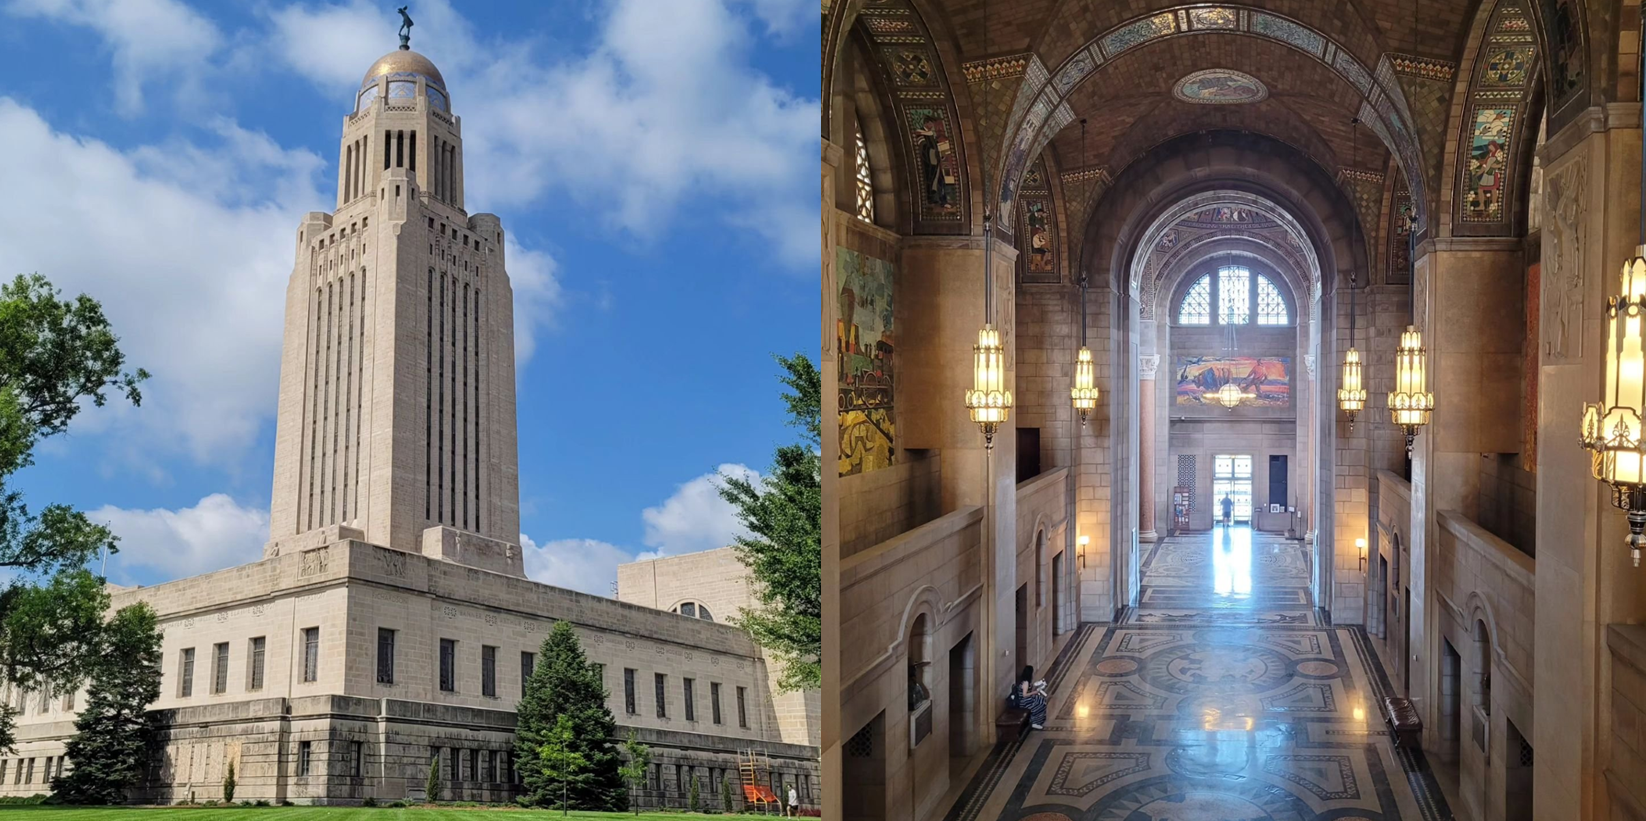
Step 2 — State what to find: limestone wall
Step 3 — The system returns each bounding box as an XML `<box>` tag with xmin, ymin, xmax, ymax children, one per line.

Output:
<box><xmin>838</xmin><ymin>450</ymin><xmax>941</xmax><ymax>560</ymax></box>
<box><xmin>1015</xmin><ymin>468</ymin><xmax>1073</xmax><ymax>679</ymax></box>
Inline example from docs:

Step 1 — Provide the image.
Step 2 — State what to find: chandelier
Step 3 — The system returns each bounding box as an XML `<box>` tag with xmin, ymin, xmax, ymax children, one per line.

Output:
<box><xmin>1070</xmin><ymin>118</ymin><xmax>1099</xmax><ymax>424</ymax></box>
<box><xmin>964</xmin><ymin>0</ymin><xmax>1011</xmax><ymax>446</ymax></box>
<box><xmin>1206</xmin><ymin>381</ymin><xmax>1254</xmax><ymax>410</ymax></box>
<box><xmin>1388</xmin><ymin>325</ymin><xmax>1434</xmax><ymax>455</ymax></box>
<box><xmin>1338</xmin><ymin>118</ymin><xmax>1368</xmax><ymax>430</ymax></box>
<box><xmin>1580</xmin><ymin>254</ymin><xmax>1646</xmax><ymax>565</ymax></box>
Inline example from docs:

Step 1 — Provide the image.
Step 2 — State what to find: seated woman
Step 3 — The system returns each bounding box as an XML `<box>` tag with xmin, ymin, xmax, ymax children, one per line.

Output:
<box><xmin>1009</xmin><ymin>665</ymin><xmax>1048</xmax><ymax>730</ymax></box>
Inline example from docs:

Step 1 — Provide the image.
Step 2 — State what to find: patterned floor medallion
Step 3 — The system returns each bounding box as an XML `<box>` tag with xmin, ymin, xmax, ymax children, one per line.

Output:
<box><xmin>940</xmin><ymin>528</ymin><xmax>1454</xmax><ymax>821</ymax></box>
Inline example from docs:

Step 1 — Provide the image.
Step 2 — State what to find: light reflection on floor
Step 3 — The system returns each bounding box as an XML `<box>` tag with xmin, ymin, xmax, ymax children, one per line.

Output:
<box><xmin>942</xmin><ymin>528</ymin><xmax>1453</xmax><ymax>821</ymax></box>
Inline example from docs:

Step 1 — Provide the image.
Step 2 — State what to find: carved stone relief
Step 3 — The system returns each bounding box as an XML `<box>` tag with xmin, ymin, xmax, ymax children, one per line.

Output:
<box><xmin>1139</xmin><ymin>355</ymin><xmax>1160</xmax><ymax>380</ymax></box>
<box><xmin>1543</xmin><ymin>159</ymin><xmax>1586</xmax><ymax>360</ymax></box>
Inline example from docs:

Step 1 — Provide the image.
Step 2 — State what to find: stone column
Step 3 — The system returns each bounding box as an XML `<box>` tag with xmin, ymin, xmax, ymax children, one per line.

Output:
<box><xmin>819</xmin><ymin>139</ymin><xmax>843</xmax><ymax>821</ymax></box>
<box><xmin>1138</xmin><ymin>354</ymin><xmax>1160</xmax><ymax>541</ymax></box>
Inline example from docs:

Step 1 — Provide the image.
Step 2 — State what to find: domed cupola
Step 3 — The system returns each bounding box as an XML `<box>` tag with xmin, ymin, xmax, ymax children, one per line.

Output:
<box><xmin>355</xmin><ymin>47</ymin><xmax>450</xmax><ymax>114</ymax></box>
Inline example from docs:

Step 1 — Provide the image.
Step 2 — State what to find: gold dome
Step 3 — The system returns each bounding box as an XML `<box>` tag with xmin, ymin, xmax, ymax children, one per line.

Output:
<box><xmin>361</xmin><ymin>47</ymin><xmax>445</xmax><ymax>90</ymax></box>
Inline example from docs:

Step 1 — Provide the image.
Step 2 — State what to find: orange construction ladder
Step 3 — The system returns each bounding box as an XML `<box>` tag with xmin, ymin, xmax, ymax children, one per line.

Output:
<box><xmin>738</xmin><ymin>749</ymin><xmax>780</xmax><ymax>813</ymax></box>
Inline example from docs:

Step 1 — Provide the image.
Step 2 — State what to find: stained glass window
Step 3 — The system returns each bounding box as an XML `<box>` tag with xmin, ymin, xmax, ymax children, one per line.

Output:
<box><xmin>1218</xmin><ymin>266</ymin><xmax>1251</xmax><ymax>324</ymax></box>
<box><xmin>1178</xmin><ymin>274</ymin><xmax>1211</xmax><ymax>324</ymax></box>
<box><xmin>854</xmin><ymin>124</ymin><xmax>875</xmax><ymax>222</ymax></box>
<box><xmin>1256</xmin><ymin>275</ymin><xmax>1289</xmax><ymax>325</ymax></box>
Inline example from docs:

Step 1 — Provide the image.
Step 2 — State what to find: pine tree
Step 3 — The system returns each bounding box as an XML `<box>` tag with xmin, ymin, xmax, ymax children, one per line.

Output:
<box><xmin>513</xmin><ymin>621</ymin><xmax>626</xmax><ymax>809</ymax></box>
<box><xmin>51</xmin><ymin>602</ymin><xmax>162</xmax><ymax>804</ymax></box>
<box><xmin>425</xmin><ymin>753</ymin><xmax>441</xmax><ymax>803</ymax></box>
<box><xmin>718</xmin><ymin>353</ymin><xmax>822</xmax><ymax>691</ymax></box>
<box><xmin>720</xmin><ymin>772</ymin><xmax>733</xmax><ymax>812</ymax></box>
<box><xmin>222</xmin><ymin>761</ymin><xmax>235</xmax><ymax>804</ymax></box>
<box><xmin>688</xmin><ymin>774</ymin><xmax>701</xmax><ymax>812</ymax></box>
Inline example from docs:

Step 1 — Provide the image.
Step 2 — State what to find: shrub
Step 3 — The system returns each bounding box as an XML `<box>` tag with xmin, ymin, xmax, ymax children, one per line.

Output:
<box><xmin>425</xmin><ymin>753</ymin><xmax>442</xmax><ymax>803</ymax></box>
<box><xmin>223</xmin><ymin>761</ymin><xmax>237</xmax><ymax>804</ymax></box>
<box><xmin>688</xmin><ymin>775</ymin><xmax>701</xmax><ymax>812</ymax></box>
<box><xmin>362</xmin><ymin>796</ymin><xmax>378</xmax><ymax>807</ymax></box>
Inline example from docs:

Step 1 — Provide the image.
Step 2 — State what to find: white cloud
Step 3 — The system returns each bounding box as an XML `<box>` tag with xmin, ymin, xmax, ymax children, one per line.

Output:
<box><xmin>89</xmin><ymin>493</ymin><xmax>269</xmax><ymax>581</ymax></box>
<box><xmin>267</xmin><ymin>0</ymin><xmax>819</xmax><ymax>266</ymax></box>
<box><xmin>640</xmin><ymin>463</ymin><xmax>756</xmax><ymax>556</ymax></box>
<box><xmin>6</xmin><ymin>0</ymin><xmax>222</xmax><ymax>115</ymax></box>
<box><xmin>520</xmin><ymin>534</ymin><xmax>631</xmax><ymax>597</ymax></box>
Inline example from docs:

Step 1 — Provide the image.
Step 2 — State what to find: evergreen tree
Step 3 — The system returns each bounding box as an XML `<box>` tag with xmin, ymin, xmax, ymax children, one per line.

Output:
<box><xmin>425</xmin><ymin>753</ymin><xmax>441</xmax><ymax>803</ymax></box>
<box><xmin>617</xmin><ymin>730</ymin><xmax>651</xmax><ymax>815</ymax></box>
<box><xmin>222</xmin><ymin>761</ymin><xmax>235</xmax><ymax>803</ymax></box>
<box><xmin>718</xmin><ymin>354</ymin><xmax>822</xmax><ymax>690</ymax></box>
<box><xmin>513</xmin><ymin>621</ymin><xmax>626</xmax><ymax>809</ymax></box>
<box><xmin>720</xmin><ymin>772</ymin><xmax>734</xmax><ymax>812</ymax></box>
<box><xmin>51</xmin><ymin>602</ymin><xmax>162</xmax><ymax>804</ymax></box>
<box><xmin>688</xmin><ymin>773</ymin><xmax>701</xmax><ymax>812</ymax></box>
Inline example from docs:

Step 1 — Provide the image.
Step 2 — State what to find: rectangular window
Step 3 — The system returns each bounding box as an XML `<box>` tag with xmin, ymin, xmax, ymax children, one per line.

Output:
<box><xmin>521</xmin><ymin>651</ymin><xmax>535</xmax><ymax>694</ymax></box>
<box><xmin>448</xmin><ymin>748</ymin><xmax>459</xmax><ymax>783</ymax></box>
<box><xmin>684</xmin><ymin>678</ymin><xmax>696</xmax><ymax>721</ymax></box>
<box><xmin>351</xmin><ymin>741</ymin><xmax>363</xmax><ymax>778</ymax></box>
<box><xmin>302</xmin><ymin>627</ymin><xmax>319</xmax><ymax>682</ymax></box>
<box><xmin>24</xmin><ymin>758</ymin><xmax>34</xmax><ymax>784</ymax></box>
<box><xmin>655</xmin><ymin>673</ymin><xmax>667</xmax><ymax>718</ymax></box>
<box><xmin>466</xmin><ymin>748</ymin><xmax>478</xmax><ymax>782</ymax></box>
<box><xmin>737</xmin><ymin>686</ymin><xmax>748</xmax><ymax>729</ymax></box>
<box><xmin>377</xmin><ymin>628</ymin><xmax>396</xmax><ymax>684</ymax></box>
<box><xmin>0</xmin><ymin>759</ymin><xmax>7</xmax><ymax>784</ymax></box>
<box><xmin>248</xmin><ymin>637</ymin><xmax>266</xmax><ymax>691</ymax></box>
<box><xmin>711</xmin><ymin>682</ymin><xmax>723</xmax><ymax>724</ymax></box>
<box><xmin>481</xmin><ymin>749</ymin><xmax>494</xmax><ymax>782</ymax></box>
<box><xmin>298</xmin><ymin>741</ymin><xmax>312</xmax><ymax>776</ymax></box>
<box><xmin>439</xmin><ymin>639</ymin><xmax>456</xmax><ymax>692</ymax></box>
<box><xmin>179</xmin><ymin>648</ymin><xmax>195</xmax><ymax>697</ymax></box>
<box><xmin>481</xmin><ymin>645</ymin><xmax>497</xmax><ymax>697</ymax></box>
<box><xmin>212</xmin><ymin>643</ymin><xmax>229</xmax><ymax>694</ymax></box>
<box><xmin>624</xmin><ymin>668</ymin><xmax>637</xmax><ymax>715</ymax></box>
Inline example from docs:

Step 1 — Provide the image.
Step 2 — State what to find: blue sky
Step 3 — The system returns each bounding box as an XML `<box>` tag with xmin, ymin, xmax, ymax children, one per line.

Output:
<box><xmin>0</xmin><ymin>0</ymin><xmax>819</xmax><ymax>595</ymax></box>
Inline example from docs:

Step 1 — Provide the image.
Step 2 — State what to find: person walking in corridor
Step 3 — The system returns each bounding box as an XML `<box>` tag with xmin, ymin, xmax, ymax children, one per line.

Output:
<box><xmin>1221</xmin><ymin>494</ymin><xmax>1234</xmax><ymax>526</ymax></box>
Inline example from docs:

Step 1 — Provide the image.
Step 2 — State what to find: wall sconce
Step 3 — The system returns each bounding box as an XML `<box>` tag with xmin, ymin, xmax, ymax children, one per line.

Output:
<box><xmin>1077</xmin><ymin>535</ymin><xmax>1089</xmax><ymax>569</ymax></box>
<box><xmin>1356</xmin><ymin>538</ymin><xmax>1368</xmax><ymax>573</ymax></box>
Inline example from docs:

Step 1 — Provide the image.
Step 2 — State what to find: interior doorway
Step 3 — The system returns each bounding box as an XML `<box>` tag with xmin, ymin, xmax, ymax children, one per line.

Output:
<box><xmin>1051</xmin><ymin>551</ymin><xmax>1065</xmax><ymax>637</ymax></box>
<box><xmin>1440</xmin><ymin>638</ymin><xmax>1462</xmax><ymax>763</ymax></box>
<box><xmin>842</xmin><ymin>712</ymin><xmax>887</xmax><ymax>820</ymax></box>
<box><xmin>947</xmin><ymin>632</ymin><xmax>975</xmax><ymax>776</ymax></box>
<box><xmin>1505</xmin><ymin>718</ymin><xmax>1533</xmax><ymax>821</ymax></box>
<box><xmin>1212</xmin><ymin>454</ymin><xmax>1254</xmax><ymax>523</ymax></box>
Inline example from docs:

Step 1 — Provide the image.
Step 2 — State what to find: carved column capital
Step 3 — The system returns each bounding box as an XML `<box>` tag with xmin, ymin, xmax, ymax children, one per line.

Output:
<box><xmin>1304</xmin><ymin>354</ymin><xmax>1317</xmax><ymax>380</ymax></box>
<box><xmin>1139</xmin><ymin>354</ymin><xmax>1160</xmax><ymax>380</ymax></box>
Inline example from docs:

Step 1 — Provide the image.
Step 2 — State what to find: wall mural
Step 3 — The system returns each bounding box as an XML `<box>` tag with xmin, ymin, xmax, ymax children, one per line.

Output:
<box><xmin>1174</xmin><ymin>356</ymin><xmax>1291</xmax><ymax>408</ymax></box>
<box><xmin>837</xmin><ymin>248</ymin><xmax>896</xmax><ymax>477</ymax></box>
<box><xmin>1172</xmin><ymin>69</ymin><xmax>1269</xmax><ymax>104</ymax></box>
<box><xmin>1455</xmin><ymin>0</ymin><xmax>1539</xmax><ymax>234</ymax></box>
<box><xmin>907</xmin><ymin>107</ymin><xmax>961</xmax><ymax>219</ymax></box>
<box><xmin>1462</xmin><ymin>106</ymin><xmax>1515</xmax><ymax>222</ymax></box>
<box><xmin>1018</xmin><ymin>155</ymin><xmax>1059</xmax><ymax>284</ymax></box>
<box><xmin>1534</xmin><ymin>0</ymin><xmax>1586</xmax><ymax>124</ymax></box>
<box><xmin>1387</xmin><ymin>177</ymin><xmax>1412</xmax><ymax>284</ymax></box>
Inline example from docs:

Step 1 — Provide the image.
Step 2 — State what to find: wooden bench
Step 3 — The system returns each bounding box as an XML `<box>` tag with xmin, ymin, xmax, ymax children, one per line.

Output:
<box><xmin>996</xmin><ymin>706</ymin><xmax>1030</xmax><ymax>744</ymax></box>
<box><xmin>1382</xmin><ymin>696</ymin><xmax>1423</xmax><ymax>748</ymax></box>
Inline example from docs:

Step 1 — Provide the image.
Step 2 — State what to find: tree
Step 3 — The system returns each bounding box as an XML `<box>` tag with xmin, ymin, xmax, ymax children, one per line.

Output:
<box><xmin>617</xmin><ymin>730</ymin><xmax>651</xmax><ymax>815</ymax></box>
<box><xmin>0</xmin><ymin>274</ymin><xmax>148</xmax><ymax>753</ymax></box>
<box><xmin>51</xmin><ymin>602</ymin><xmax>162</xmax><ymax>804</ymax></box>
<box><xmin>721</xmin><ymin>771</ymin><xmax>734</xmax><ymax>812</ymax></box>
<box><xmin>688</xmin><ymin>773</ymin><xmax>701</xmax><ymax>812</ymax></box>
<box><xmin>539</xmin><ymin>715</ymin><xmax>587</xmax><ymax>814</ymax></box>
<box><xmin>223</xmin><ymin>760</ymin><xmax>236</xmax><ymax>804</ymax></box>
<box><xmin>425</xmin><ymin>753</ymin><xmax>442</xmax><ymax>803</ymax></box>
<box><xmin>718</xmin><ymin>353</ymin><xmax>821</xmax><ymax>691</ymax></box>
<box><xmin>513</xmin><ymin>621</ymin><xmax>626</xmax><ymax>810</ymax></box>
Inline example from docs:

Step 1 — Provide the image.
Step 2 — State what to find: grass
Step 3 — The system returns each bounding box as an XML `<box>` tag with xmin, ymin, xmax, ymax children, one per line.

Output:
<box><xmin>0</xmin><ymin>808</ymin><xmax>789</xmax><ymax>820</ymax></box>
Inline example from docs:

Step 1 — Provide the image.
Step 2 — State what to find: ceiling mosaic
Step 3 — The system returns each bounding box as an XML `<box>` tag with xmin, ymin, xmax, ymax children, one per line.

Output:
<box><xmin>1172</xmin><ymin>69</ymin><xmax>1269</xmax><ymax>104</ymax></box>
<box><xmin>1455</xmin><ymin>0</ymin><xmax>1541</xmax><ymax>236</ymax></box>
<box><xmin>1131</xmin><ymin>191</ymin><xmax>1321</xmax><ymax>319</ymax></box>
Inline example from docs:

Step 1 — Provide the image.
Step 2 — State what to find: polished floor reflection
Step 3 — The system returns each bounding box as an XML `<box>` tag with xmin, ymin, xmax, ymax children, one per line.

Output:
<box><xmin>943</xmin><ymin>528</ymin><xmax>1453</xmax><ymax>821</ymax></box>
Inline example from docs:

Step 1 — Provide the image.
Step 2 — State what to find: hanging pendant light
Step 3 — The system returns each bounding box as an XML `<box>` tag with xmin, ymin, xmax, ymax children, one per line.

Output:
<box><xmin>1388</xmin><ymin>325</ymin><xmax>1434</xmax><ymax>455</ymax></box>
<box><xmin>1339</xmin><ymin>118</ymin><xmax>1367</xmax><ymax>429</ymax></box>
<box><xmin>964</xmin><ymin>0</ymin><xmax>1011</xmax><ymax>446</ymax></box>
<box><xmin>1070</xmin><ymin>118</ymin><xmax>1099</xmax><ymax>424</ymax></box>
<box><xmin>1207</xmin><ymin>381</ymin><xmax>1255</xmax><ymax>410</ymax></box>
<box><xmin>1580</xmin><ymin>60</ymin><xmax>1646</xmax><ymax>566</ymax></box>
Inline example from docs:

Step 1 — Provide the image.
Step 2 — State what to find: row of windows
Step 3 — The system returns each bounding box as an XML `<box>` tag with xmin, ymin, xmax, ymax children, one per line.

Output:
<box><xmin>0</xmin><ymin>755</ymin><xmax>61</xmax><ymax>786</ymax></box>
<box><xmin>4</xmin><ymin>682</ymin><xmax>74</xmax><ymax>717</ymax></box>
<box><xmin>177</xmin><ymin>635</ymin><xmax>277</xmax><ymax>698</ymax></box>
<box><xmin>1177</xmin><ymin>266</ymin><xmax>1290</xmax><ymax>326</ymax></box>
<box><xmin>296</xmin><ymin>740</ymin><xmax>364</xmax><ymax>778</ymax></box>
<box><xmin>622</xmin><ymin>668</ymin><xmax>748</xmax><ymax>728</ymax></box>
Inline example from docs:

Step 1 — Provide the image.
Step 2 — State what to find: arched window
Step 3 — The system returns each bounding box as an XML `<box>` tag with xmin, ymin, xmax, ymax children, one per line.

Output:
<box><xmin>1178</xmin><ymin>275</ymin><xmax>1211</xmax><ymax>324</ymax></box>
<box><xmin>854</xmin><ymin>123</ymin><xmax>875</xmax><ymax>223</ymax></box>
<box><xmin>1256</xmin><ymin>275</ymin><xmax>1289</xmax><ymax>324</ymax></box>
<box><xmin>1175</xmin><ymin>266</ymin><xmax>1291</xmax><ymax>326</ymax></box>
<box><xmin>671</xmin><ymin>601</ymin><xmax>715</xmax><ymax>622</ymax></box>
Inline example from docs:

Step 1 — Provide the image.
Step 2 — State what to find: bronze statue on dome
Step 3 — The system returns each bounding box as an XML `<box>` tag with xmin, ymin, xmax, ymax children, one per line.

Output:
<box><xmin>397</xmin><ymin>6</ymin><xmax>413</xmax><ymax>50</ymax></box>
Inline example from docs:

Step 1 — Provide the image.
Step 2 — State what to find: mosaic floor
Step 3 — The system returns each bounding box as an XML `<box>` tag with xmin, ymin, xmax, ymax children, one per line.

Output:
<box><xmin>944</xmin><ymin>526</ymin><xmax>1453</xmax><ymax>821</ymax></box>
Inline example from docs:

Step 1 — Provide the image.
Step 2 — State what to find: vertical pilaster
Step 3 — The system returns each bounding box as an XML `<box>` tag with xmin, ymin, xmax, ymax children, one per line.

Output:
<box><xmin>819</xmin><ymin>139</ymin><xmax>842</xmax><ymax>821</ymax></box>
<box><xmin>1138</xmin><ymin>355</ymin><xmax>1159</xmax><ymax>542</ymax></box>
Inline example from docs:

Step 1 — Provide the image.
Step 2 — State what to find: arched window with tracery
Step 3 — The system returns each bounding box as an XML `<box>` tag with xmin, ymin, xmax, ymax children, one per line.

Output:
<box><xmin>1175</xmin><ymin>266</ymin><xmax>1290</xmax><ymax>326</ymax></box>
<box><xmin>671</xmin><ymin>601</ymin><xmax>715</xmax><ymax>622</ymax></box>
<box><xmin>854</xmin><ymin>123</ymin><xmax>875</xmax><ymax>223</ymax></box>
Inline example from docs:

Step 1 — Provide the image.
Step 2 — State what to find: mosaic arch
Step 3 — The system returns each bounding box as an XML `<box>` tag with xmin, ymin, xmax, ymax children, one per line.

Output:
<box><xmin>1453</xmin><ymin>0</ymin><xmax>1542</xmax><ymax>236</ymax></box>
<box><xmin>1172</xmin><ymin>68</ymin><xmax>1269</xmax><ymax>104</ymax></box>
<box><xmin>1017</xmin><ymin>153</ymin><xmax>1060</xmax><ymax>284</ymax></box>
<box><xmin>1130</xmin><ymin>191</ymin><xmax>1323</xmax><ymax>320</ymax></box>
<box><xmin>847</xmin><ymin>0</ymin><xmax>972</xmax><ymax>236</ymax></box>
<box><xmin>994</xmin><ymin>5</ymin><xmax>1430</xmax><ymax>236</ymax></box>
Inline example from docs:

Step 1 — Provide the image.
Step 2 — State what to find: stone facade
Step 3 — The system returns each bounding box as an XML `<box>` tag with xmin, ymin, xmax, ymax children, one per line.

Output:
<box><xmin>0</xmin><ymin>44</ymin><xmax>818</xmax><ymax>808</ymax></box>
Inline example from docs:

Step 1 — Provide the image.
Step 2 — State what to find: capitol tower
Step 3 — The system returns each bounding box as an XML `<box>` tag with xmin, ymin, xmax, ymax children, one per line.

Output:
<box><xmin>264</xmin><ymin>41</ymin><xmax>523</xmax><ymax>575</ymax></box>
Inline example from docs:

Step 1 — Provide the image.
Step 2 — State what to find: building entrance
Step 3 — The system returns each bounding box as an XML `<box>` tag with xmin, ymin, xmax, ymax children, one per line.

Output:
<box><xmin>1212</xmin><ymin>454</ymin><xmax>1254</xmax><ymax>524</ymax></box>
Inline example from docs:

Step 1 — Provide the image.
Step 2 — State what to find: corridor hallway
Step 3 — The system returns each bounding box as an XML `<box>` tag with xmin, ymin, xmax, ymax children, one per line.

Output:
<box><xmin>941</xmin><ymin>528</ymin><xmax>1453</xmax><ymax>821</ymax></box>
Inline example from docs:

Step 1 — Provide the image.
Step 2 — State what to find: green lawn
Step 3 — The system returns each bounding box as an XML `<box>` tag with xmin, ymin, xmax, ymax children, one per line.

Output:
<box><xmin>0</xmin><ymin>809</ymin><xmax>790</xmax><ymax>820</ymax></box>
